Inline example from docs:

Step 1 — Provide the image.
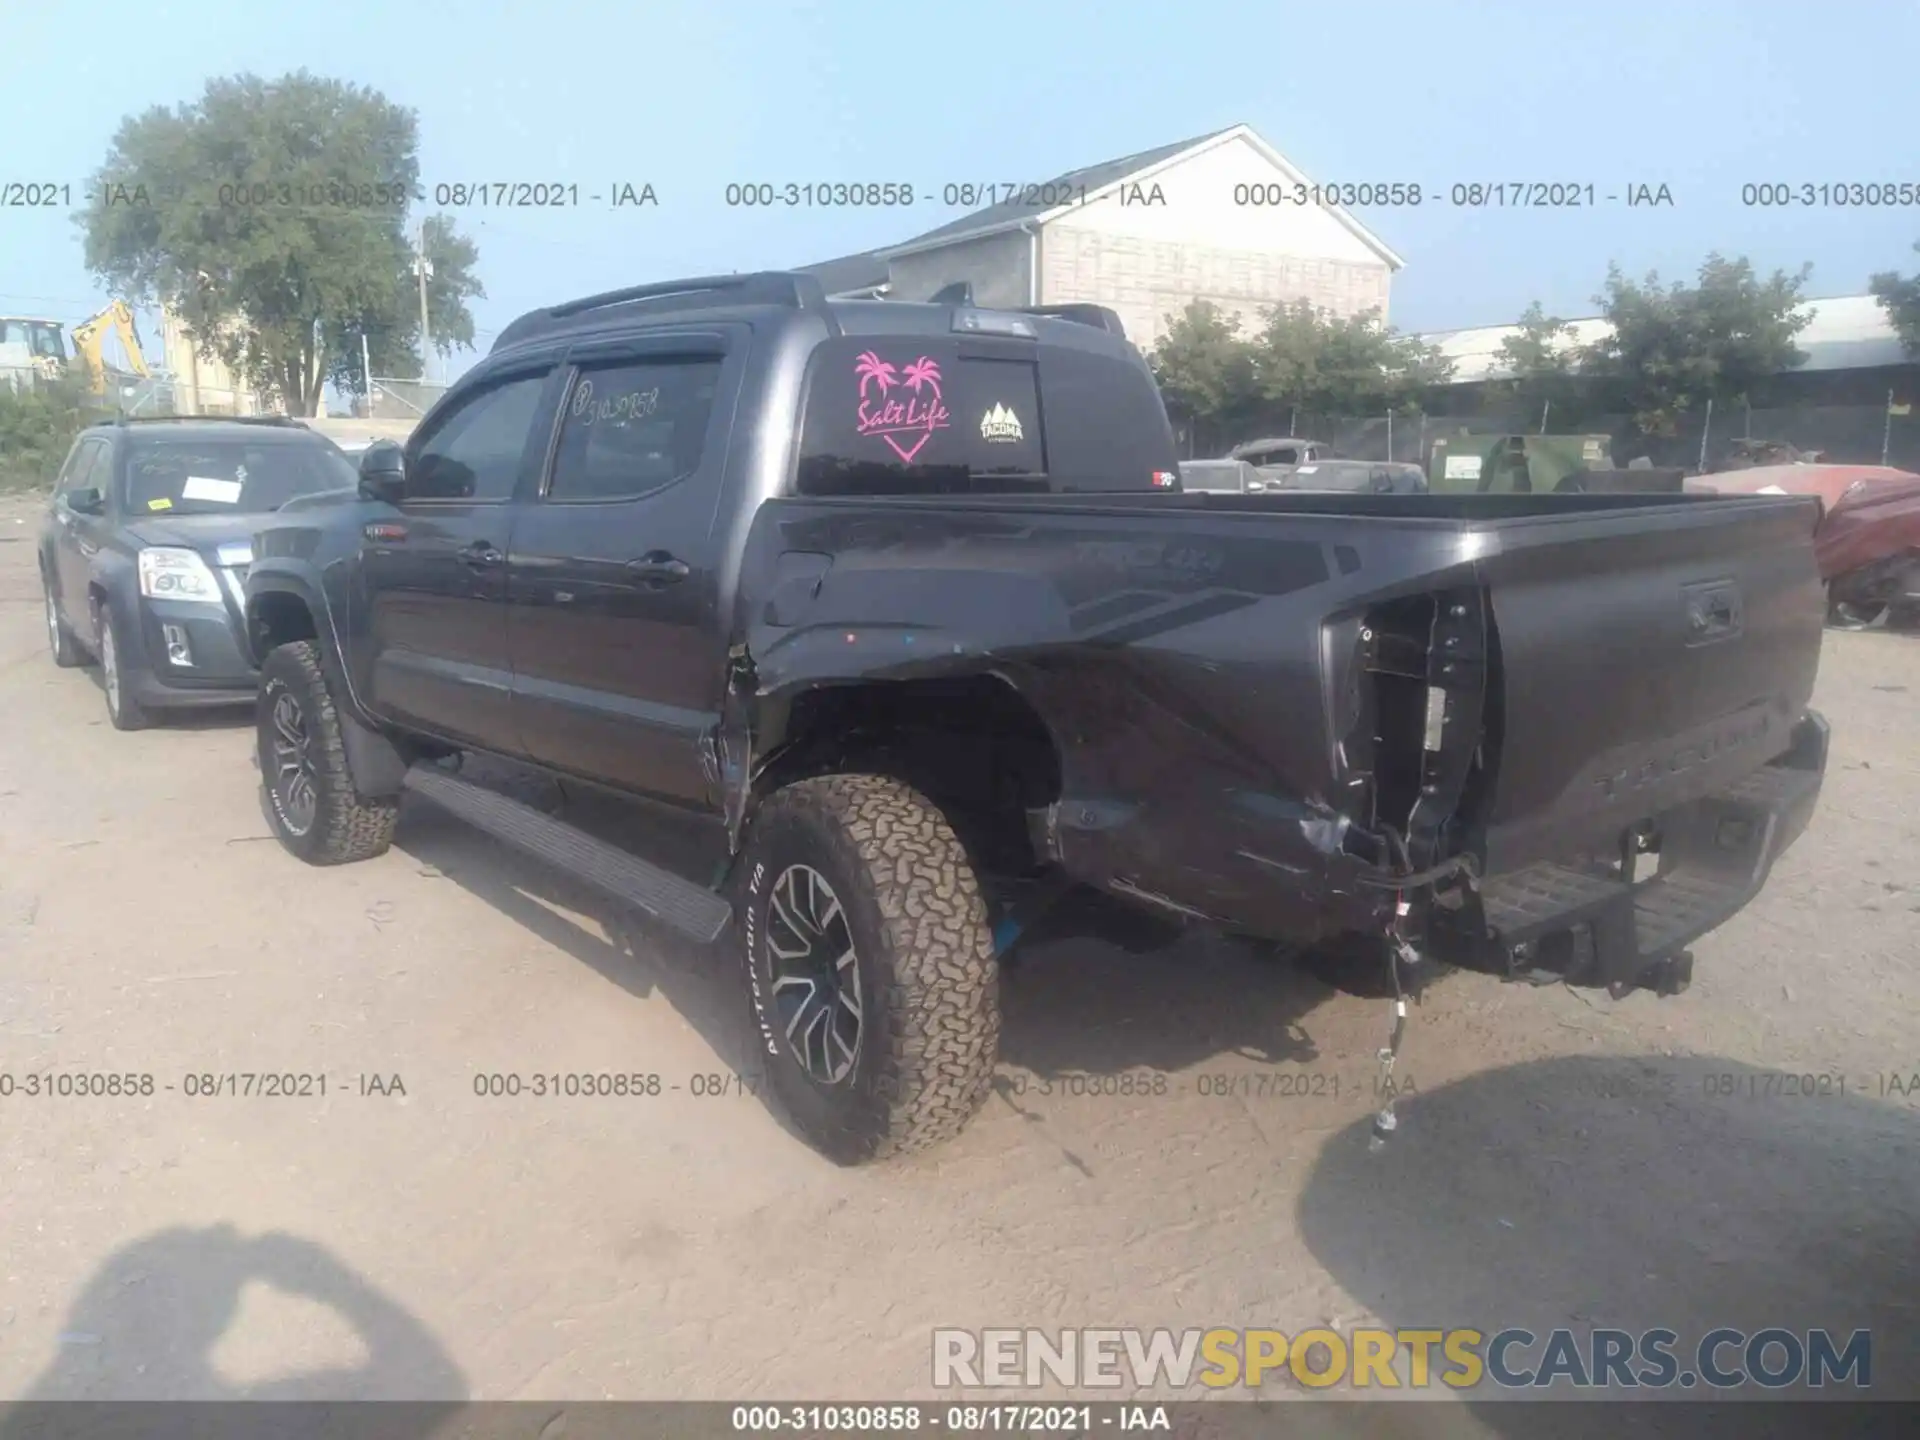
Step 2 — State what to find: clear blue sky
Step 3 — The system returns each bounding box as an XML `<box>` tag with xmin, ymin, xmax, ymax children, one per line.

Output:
<box><xmin>2</xmin><ymin>0</ymin><xmax>1915</xmax><ymax>385</ymax></box>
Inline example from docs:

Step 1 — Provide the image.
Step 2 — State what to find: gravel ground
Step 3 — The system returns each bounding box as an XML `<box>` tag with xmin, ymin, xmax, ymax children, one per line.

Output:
<box><xmin>1</xmin><ymin>489</ymin><xmax>1916</xmax><ymax>1418</ymax></box>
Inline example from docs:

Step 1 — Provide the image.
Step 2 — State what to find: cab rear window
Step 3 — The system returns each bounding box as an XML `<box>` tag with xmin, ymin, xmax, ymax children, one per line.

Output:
<box><xmin>796</xmin><ymin>336</ymin><xmax>1178</xmax><ymax>496</ymax></box>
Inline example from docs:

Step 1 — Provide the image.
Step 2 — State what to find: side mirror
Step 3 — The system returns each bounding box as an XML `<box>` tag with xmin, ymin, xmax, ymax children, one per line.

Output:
<box><xmin>65</xmin><ymin>486</ymin><xmax>105</xmax><ymax>515</ymax></box>
<box><xmin>358</xmin><ymin>441</ymin><xmax>408</xmax><ymax>504</ymax></box>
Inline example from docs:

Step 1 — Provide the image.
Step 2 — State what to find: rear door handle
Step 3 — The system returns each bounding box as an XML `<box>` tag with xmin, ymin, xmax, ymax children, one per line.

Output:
<box><xmin>461</xmin><ymin>540</ymin><xmax>505</xmax><ymax>569</ymax></box>
<box><xmin>625</xmin><ymin>552</ymin><xmax>690</xmax><ymax>586</ymax></box>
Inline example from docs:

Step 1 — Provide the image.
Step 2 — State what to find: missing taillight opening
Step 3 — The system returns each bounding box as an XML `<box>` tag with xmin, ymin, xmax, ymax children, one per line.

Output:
<box><xmin>1340</xmin><ymin>587</ymin><xmax>1496</xmax><ymax>875</ymax></box>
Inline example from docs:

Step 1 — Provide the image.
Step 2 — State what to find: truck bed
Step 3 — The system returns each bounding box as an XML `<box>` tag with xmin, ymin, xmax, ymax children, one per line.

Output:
<box><xmin>737</xmin><ymin>487</ymin><xmax>1827</xmax><ymax>986</ymax></box>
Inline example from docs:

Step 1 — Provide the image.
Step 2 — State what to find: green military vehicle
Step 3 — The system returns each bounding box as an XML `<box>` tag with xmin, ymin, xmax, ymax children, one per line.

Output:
<box><xmin>1429</xmin><ymin>433</ymin><xmax>1614</xmax><ymax>493</ymax></box>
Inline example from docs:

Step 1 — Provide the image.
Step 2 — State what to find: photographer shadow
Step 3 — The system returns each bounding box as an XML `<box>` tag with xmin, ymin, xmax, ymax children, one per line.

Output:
<box><xmin>1</xmin><ymin>1224</ymin><xmax>466</xmax><ymax>1428</ymax></box>
<box><xmin>1296</xmin><ymin>1053</ymin><xmax>1920</xmax><ymax>1432</ymax></box>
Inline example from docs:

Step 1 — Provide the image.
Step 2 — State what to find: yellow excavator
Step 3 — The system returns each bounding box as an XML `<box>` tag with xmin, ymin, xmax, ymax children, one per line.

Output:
<box><xmin>69</xmin><ymin>301</ymin><xmax>151</xmax><ymax>395</ymax></box>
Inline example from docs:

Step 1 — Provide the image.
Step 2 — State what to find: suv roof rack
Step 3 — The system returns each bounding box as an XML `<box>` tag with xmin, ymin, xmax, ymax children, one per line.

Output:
<box><xmin>89</xmin><ymin>414</ymin><xmax>308</xmax><ymax>429</ymax></box>
<box><xmin>493</xmin><ymin>271</ymin><xmax>836</xmax><ymax>352</ymax></box>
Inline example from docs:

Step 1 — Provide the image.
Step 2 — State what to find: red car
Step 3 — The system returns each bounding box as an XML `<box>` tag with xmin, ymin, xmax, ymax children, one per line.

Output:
<box><xmin>1689</xmin><ymin>463</ymin><xmax>1920</xmax><ymax>628</ymax></box>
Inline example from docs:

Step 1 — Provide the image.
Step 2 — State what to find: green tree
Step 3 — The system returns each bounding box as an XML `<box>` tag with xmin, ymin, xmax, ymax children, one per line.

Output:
<box><xmin>346</xmin><ymin>213</ymin><xmax>487</xmax><ymax>391</ymax></box>
<box><xmin>1869</xmin><ymin>240</ymin><xmax>1920</xmax><ymax>358</ymax></box>
<box><xmin>1492</xmin><ymin>301</ymin><xmax>1588</xmax><ymax>425</ymax></box>
<box><xmin>74</xmin><ymin>72</ymin><xmax>485</xmax><ymax>416</ymax></box>
<box><xmin>1149</xmin><ymin>300</ymin><xmax>1261</xmax><ymax>430</ymax></box>
<box><xmin>1252</xmin><ymin>300</ymin><xmax>1453</xmax><ymax>416</ymax></box>
<box><xmin>0</xmin><ymin>374</ymin><xmax>106</xmax><ymax>492</ymax></box>
<box><xmin>1578</xmin><ymin>254</ymin><xmax>1812</xmax><ymax>436</ymax></box>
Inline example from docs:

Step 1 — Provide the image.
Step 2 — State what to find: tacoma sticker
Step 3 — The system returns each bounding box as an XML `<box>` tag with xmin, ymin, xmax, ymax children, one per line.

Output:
<box><xmin>979</xmin><ymin>403</ymin><xmax>1023</xmax><ymax>443</ymax></box>
<box><xmin>854</xmin><ymin>352</ymin><xmax>950</xmax><ymax>463</ymax></box>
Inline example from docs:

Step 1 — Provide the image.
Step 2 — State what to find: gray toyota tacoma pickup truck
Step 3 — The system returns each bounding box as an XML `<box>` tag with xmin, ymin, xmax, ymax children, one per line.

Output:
<box><xmin>242</xmin><ymin>271</ymin><xmax>1829</xmax><ymax>1163</ymax></box>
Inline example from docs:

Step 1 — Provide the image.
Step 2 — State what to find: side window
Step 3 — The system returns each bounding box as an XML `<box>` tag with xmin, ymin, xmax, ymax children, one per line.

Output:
<box><xmin>797</xmin><ymin>339</ymin><xmax>1047</xmax><ymax>496</ymax></box>
<box><xmin>546</xmin><ymin>355</ymin><xmax>724</xmax><ymax>502</ymax></box>
<box><xmin>1031</xmin><ymin>346</ymin><xmax>1180</xmax><ymax>491</ymax></box>
<box><xmin>407</xmin><ymin>372</ymin><xmax>549</xmax><ymax>501</ymax></box>
<box><xmin>60</xmin><ymin>440</ymin><xmax>107</xmax><ymax>502</ymax></box>
<box><xmin>51</xmin><ymin>439</ymin><xmax>95</xmax><ymax>500</ymax></box>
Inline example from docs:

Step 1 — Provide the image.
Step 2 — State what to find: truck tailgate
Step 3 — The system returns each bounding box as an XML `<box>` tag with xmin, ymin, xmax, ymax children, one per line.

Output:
<box><xmin>1472</xmin><ymin>495</ymin><xmax>1825</xmax><ymax>874</ymax></box>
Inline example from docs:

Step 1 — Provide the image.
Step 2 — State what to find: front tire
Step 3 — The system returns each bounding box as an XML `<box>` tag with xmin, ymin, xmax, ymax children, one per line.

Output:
<box><xmin>741</xmin><ymin>774</ymin><xmax>1000</xmax><ymax>1165</ymax></box>
<box><xmin>257</xmin><ymin>641</ymin><xmax>399</xmax><ymax>865</ymax></box>
<box><xmin>94</xmin><ymin>602</ymin><xmax>150</xmax><ymax>731</ymax></box>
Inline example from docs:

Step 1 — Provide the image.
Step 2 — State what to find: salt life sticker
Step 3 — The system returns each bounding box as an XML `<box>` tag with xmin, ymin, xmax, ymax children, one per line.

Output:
<box><xmin>181</xmin><ymin>476</ymin><xmax>243</xmax><ymax>504</ymax></box>
<box><xmin>853</xmin><ymin>352</ymin><xmax>950</xmax><ymax>463</ymax></box>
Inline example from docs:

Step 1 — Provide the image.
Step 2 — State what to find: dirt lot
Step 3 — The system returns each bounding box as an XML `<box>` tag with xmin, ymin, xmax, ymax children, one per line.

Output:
<box><xmin>2</xmin><ymin>487</ymin><xmax>1917</xmax><ymax>1414</ymax></box>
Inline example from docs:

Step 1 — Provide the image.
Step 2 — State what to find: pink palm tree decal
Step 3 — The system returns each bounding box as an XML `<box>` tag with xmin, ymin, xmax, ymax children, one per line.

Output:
<box><xmin>901</xmin><ymin>357</ymin><xmax>943</xmax><ymax>398</ymax></box>
<box><xmin>854</xmin><ymin>351</ymin><xmax>898</xmax><ymax>403</ymax></box>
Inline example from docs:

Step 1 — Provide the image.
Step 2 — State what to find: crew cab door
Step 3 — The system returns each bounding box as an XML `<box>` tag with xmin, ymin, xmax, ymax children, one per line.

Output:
<box><xmin>505</xmin><ymin>334</ymin><xmax>739</xmax><ymax>810</ymax></box>
<box><xmin>359</xmin><ymin>359</ymin><xmax>561</xmax><ymax>752</ymax></box>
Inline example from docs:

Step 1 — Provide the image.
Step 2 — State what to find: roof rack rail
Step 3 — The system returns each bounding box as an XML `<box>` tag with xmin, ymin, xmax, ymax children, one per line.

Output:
<box><xmin>493</xmin><ymin>271</ymin><xmax>835</xmax><ymax>352</ymax></box>
<box><xmin>91</xmin><ymin>414</ymin><xmax>307</xmax><ymax>428</ymax></box>
<box><xmin>1017</xmin><ymin>304</ymin><xmax>1128</xmax><ymax>338</ymax></box>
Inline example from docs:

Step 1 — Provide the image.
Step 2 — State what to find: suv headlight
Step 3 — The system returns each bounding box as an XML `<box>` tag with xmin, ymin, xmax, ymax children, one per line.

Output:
<box><xmin>138</xmin><ymin>546</ymin><xmax>223</xmax><ymax>603</ymax></box>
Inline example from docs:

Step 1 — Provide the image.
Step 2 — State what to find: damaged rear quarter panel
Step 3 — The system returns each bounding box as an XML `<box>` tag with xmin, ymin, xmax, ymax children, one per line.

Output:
<box><xmin>724</xmin><ymin>497</ymin><xmax>1475</xmax><ymax>937</ymax></box>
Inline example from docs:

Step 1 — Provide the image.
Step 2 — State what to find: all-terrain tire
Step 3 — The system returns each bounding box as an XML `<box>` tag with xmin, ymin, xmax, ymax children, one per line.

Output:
<box><xmin>741</xmin><ymin>773</ymin><xmax>1000</xmax><ymax>1165</ymax></box>
<box><xmin>43</xmin><ymin>571</ymin><xmax>83</xmax><ymax>668</ymax></box>
<box><xmin>257</xmin><ymin>641</ymin><xmax>399</xmax><ymax>865</ymax></box>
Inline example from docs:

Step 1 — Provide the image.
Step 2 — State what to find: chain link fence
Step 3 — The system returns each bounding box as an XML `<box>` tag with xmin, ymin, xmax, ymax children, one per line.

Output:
<box><xmin>1177</xmin><ymin>401</ymin><xmax>1920</xmax><ymax>473</ymax></box>
<box><xmin>368</xmin><ymin>377</ymin><xmax>448</xmax><ymax>420</ymax></box>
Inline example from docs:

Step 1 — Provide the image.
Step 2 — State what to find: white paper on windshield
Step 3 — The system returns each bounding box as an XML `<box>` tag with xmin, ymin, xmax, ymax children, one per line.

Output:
<box><xmin>1444</xmin><ymin>456</ymin><xmax>1483</xmax><ymax>480</ymax></box>
<box><xmin>1296</xmin><ymin>464</ymin><xmax>1318</xmax><ymax>474</ymax></box>
<box><xmin>1757</xmin><ymin>485</ymin><xmax>1788</xmax><ymax>495</ymax></box>
<box><xmin>181</xmin><ymin>476</ymin><xmax>243</xmax><ymax>504</ymax></box>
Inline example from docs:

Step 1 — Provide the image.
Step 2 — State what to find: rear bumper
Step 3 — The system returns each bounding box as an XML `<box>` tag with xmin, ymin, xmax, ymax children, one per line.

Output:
<box><xmin>1428</xmin><ymin>710</ymin><xmax>1828</xmax><ymax>991</ymax></box>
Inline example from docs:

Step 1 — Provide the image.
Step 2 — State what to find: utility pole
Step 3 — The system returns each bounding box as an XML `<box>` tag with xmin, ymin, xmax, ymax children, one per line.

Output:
<box><xmin>361</xmin><ymin>332</ymin><xmax>373</xmax><ymax>418</ymax></box>
<box><xmin>414</xmin><ymin>217</ymin><xmax>434</xmax><ymax>384</ymax></box>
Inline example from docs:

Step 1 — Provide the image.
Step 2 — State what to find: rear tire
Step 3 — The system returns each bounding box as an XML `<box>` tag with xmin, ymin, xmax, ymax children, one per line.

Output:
<box><xmin>740</xmin><ymin>773</ymin><xmax>1000</xmax><ymax>1165</ymax></box>
<box><xmin>257</xmin><ymin>641</ymin><xmax>399</xmax><ymax>865</ymax></box>
<box><xmin>44</xmin><ymin>573</ymin><xmax>83</xmax><ymax>669</ymax></box>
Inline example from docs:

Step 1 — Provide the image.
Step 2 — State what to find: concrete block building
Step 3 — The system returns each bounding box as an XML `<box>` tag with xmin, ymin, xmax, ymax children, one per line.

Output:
<box><xmin>800</xmin><ymin>124</ymin><xmax>1404</xmax><ymax>350</ymax></box>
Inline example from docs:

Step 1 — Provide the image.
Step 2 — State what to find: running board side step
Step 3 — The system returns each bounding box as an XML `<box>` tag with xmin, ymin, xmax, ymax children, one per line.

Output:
<box><xmin>401</xmin><ymin>765</ymin><xmax>734</xmax><ymax>944</ymax></box>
